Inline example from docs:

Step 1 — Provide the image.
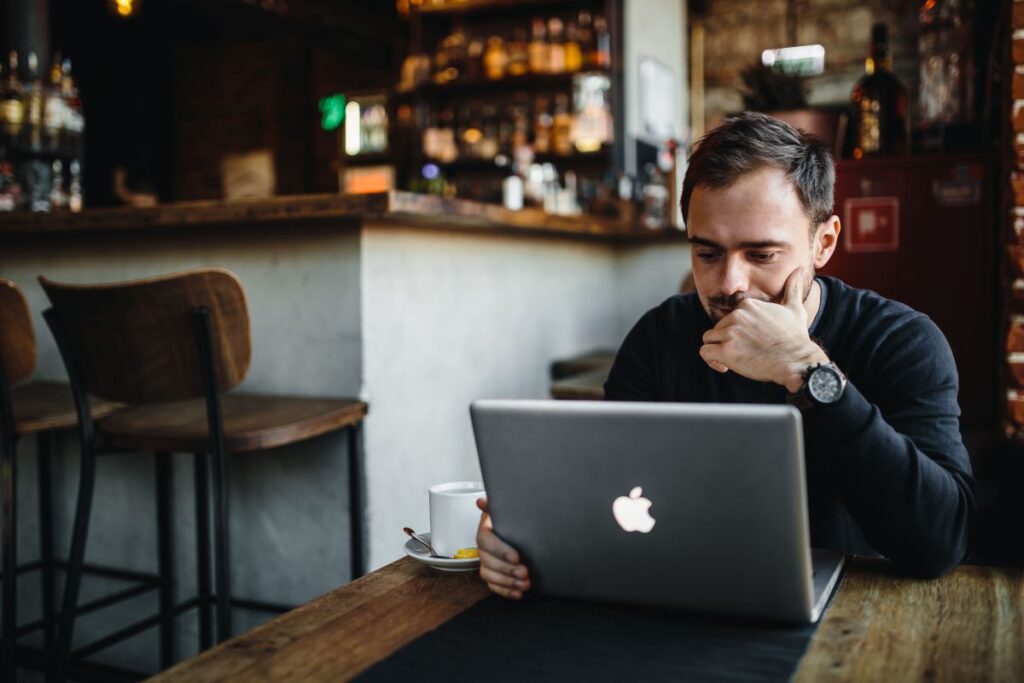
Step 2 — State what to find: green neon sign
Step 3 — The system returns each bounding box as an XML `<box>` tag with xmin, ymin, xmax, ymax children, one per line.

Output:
<box><xmin>319</xmin><ymin>94</ymin><xmax>346</xmax><ymax>131</ymax></box>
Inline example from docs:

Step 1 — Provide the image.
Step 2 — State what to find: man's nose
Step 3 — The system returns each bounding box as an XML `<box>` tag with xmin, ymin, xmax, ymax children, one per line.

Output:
<box><xmin>719</xmin><ymin>255</ymin><xmax>749</xmax><ymax>296</ymax></box>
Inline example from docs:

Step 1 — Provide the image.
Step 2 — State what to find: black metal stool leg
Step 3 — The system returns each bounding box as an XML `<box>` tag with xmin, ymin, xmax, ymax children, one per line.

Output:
<box><xmin>56</xmin><ymin>447</ymin><xmax>97</xmax><ymax>660</ymax></box>
<box><xmin>155</xmin><ymin>452</ymin><xmax>175</xmax><ymax>669</ymax></box>
<box><xmin>1</xmin><ymin>430</ymin><xmax>17</xmax><ymax>680</ymax></box>
<box><xmin>211</xmin><ymin>448</ymin><xmax>231</xmax><ymax>643</ymax></box>
<box><xmin>347</xmin><ymin>423</ymin><xmax>365</xmax><ymax>580</ymax></box>
<box><xmin>194</xmin><ymin>452</ymin><xmax>212</xmax><ymax>651</ymax></box>
<box><xmin>37</xmin><ymin>431</ymin><xmax>57</xmax><ymax>661</ymax></box>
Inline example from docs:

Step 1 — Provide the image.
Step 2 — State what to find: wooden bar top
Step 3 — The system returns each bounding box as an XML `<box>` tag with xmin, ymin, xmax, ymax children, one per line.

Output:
<box><xmin>0</xmin><ymin>191</ymin><xmax>689</xmax><ymax>243</ymax></box>
<box><xmin>150</xmin><ymin>557</ymin><xmax>1024</xmax><ymax>682</ymax></box>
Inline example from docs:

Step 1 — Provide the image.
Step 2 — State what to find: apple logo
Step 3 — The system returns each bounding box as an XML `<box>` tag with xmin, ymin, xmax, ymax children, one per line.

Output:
<box><xmin>612</xmin><ymin>486</ymin><xmax>656</xmax><ymax>533</ymax></box>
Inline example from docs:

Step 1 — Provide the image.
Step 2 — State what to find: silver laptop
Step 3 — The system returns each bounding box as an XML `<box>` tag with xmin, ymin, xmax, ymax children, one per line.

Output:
<box><xmin>470</xmin><ymin>399</ymin><xmax>845</xmax><ymax>624</ymax></box>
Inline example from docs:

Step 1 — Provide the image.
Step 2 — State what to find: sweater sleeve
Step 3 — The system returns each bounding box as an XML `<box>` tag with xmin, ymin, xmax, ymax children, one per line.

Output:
<box><xmin>604</xmin><ymin>307</ymin><xmax>660</xmax><ymax>402</ymax></box>
<box><xmin>804</xmin><ymin>314</ymin><xmax>975</xmax><ymax>578</ymax></box>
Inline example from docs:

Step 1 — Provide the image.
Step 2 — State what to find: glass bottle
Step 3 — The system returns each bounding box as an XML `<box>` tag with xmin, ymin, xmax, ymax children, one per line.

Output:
<box><xmin>533</xmin><ymin>94</ymin><xmax>552</xmax><ymax>154</ymax></box>
<box><xmin>848</xmin><ymin>22</ymin><xmax>908</xmax><ymax>159</ymax></box>
<box><xmin>506</xmin><ymin>28</ymin><xmax>530</xmax><ymax>77</ymax></box>
<box><xmin>577</xmin><ymin>10</ymin><xmax>595</xmax><ymax>68</ymax></box>
<box><xmin>483</xmin><ymin>36</ymin><xmax>507</xmax><ymax>80</ymax></box>
<box><xmin>0</xmin><ymin>52</ymin><xmax>24</xmax><ymax>141</ymax></box>
<box><xmin>528</xmin><ymin>17</ymin><xmax>548</xmax><ymax>74</ymax></box>
<box><xmin>917</xmin><ymin>0</ymin><xmax>973</xmax><ymax>149</ymax></box>
<box><xmin>44</xmin><ymin>53</ymin><xmax>66</xmax><ymax>153</ymax></box>
<box><xmin>593</xmin><ymin>15</ymin><xmax>611</xmax><ymax>69</ymax></box>
<box><xmin>61</xmin><ymin>59</ymin><xmax>85</xmax><ymax>162</ymax></box>
<box><xmin>547</xmin><ymin>17</ymin><xmax>566</xmax><ymax>74</ymax></box>
<box><xmin>24</xmin><ymin>52</ymin><xmax>44</xmax><ymax>142</ymax></box>
<box><xmin>564</xmin><ymin>21</ymin><xmax>583</xmax><ymax>73</ymax></box>
<box><xmin>552</xmin><ymin>93</ymin><xmax>573</xmax><ymax>156</ymax></box>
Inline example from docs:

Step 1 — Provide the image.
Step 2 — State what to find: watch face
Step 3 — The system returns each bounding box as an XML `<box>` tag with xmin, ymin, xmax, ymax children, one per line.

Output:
<box><xmin>808</xmin><ymin>366</ymin><xmax>843</xmax><ymax>403</ymax></box>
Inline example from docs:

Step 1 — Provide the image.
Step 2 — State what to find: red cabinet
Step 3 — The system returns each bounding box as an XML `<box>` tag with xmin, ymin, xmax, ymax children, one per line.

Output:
<box><xmin>823</xmin><ymin>154</ymin><xmax>997</xmax><ymax>431</ymax></box>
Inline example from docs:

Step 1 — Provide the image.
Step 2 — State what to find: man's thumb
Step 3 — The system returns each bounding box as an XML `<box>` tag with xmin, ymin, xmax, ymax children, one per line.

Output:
<box><xmin>784</xmin><ymin>267</ymin><xmax>806</xmax><ymax>311</ymax></box>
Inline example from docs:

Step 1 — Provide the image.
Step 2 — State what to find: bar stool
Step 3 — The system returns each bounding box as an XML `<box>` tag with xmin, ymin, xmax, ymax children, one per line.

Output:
<box><xmin>40</xmin><ymin>268</ymin><xmax>368</xmax><ymax>670</ymax></box>
<box><xmin>0</xmin><ymin>279</ymin><xmax>120</xmax><ymax>680</ymax></box>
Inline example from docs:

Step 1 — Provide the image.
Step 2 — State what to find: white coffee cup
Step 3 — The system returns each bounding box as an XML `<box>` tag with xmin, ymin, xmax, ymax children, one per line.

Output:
<box><xmin>428</xmin><ymin>481</ymin><xmax>485</xmax><ymax>558</ymax></box>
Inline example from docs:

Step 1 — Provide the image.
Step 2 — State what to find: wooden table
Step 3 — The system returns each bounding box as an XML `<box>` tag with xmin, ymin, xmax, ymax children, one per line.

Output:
<box><xmin>150</xmin><ymin>557</ymin><xmax>1024</xmax><ymax>682</ymax></box>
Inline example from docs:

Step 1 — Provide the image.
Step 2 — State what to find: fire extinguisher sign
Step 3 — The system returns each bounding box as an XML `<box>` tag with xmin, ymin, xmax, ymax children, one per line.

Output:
<box><xmin>844</xmin><ymin>197</ymin><xmax>900</xmax><ymax>253</ymax></box>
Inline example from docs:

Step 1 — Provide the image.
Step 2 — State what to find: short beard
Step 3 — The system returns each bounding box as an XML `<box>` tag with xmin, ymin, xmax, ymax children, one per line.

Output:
<box><xmin>703</xmin><ymin>269</ymin><xmax>815</xmax><ymax>323</ymax></box>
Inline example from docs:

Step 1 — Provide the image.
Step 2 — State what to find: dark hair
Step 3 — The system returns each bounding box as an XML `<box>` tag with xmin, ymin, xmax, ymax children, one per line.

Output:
<box><xmin>681</xmin><ymin>112</ymin><xmax>835</xmax><ymax>228</ymax></box>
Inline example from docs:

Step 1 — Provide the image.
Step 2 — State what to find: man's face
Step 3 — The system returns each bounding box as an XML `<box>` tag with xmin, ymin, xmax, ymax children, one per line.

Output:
<box><xmin>687</xmin><ymin>167</ymin><xmax>835</xmax><ymax>323</ymax></box>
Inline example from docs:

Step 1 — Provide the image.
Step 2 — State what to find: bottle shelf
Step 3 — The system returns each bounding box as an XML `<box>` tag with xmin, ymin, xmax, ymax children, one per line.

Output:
<box><xmin>406</xmin><ymin>0</ymin><xmax>604</xmax><ymax>18</ymax></box>
<box><xmin>415</xmin><ymin>146</ymin><xmax>611</xmax><ymax>172</ymax></box>
<box><xmin>395</xmin><ymin>70</ymin><xmax>608</xmax><ymax>100</ymax></box>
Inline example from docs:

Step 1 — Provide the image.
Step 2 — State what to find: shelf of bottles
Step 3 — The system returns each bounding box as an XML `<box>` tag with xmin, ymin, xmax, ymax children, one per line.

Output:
<box><xmin>393</xmin><ymin>0</ymin><xmax>618</xmax><ymax>213</ymax></box>
<box><xmin>0</xmin><ymin>50</ymin><xmax>85</xmax><ymax>213</ymax></box>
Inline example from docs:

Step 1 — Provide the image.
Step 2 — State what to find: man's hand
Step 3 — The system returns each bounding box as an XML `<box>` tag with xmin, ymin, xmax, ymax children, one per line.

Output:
<box><xmin>700</xmin><ymin>268</ymin><xmax>829</xmax><ymax>392</ymax></box>
<box><xmin>476</xmin><ymin>498</ymin><xmax>531</xmax><ymax>599</ymax></box>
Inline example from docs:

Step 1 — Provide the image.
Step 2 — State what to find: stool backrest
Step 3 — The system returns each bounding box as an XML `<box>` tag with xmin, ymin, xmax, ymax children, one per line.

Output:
<box><xmin>0</xmin><ymin>279</ymin><xmax>36</xmax><ymax>384</ymax></box>
<box><xmin>39</xmin><ymin>268</ymin><xmax>251</xmax><ymax>403</ymax></box>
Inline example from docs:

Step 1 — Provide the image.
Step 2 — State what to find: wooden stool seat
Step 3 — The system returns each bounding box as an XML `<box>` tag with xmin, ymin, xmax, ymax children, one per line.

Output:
<box><xmin>12</xmin><ymin>380</ymin><xmax>121</xmax><ymax>435</ymax></box>
<box><xmin>99</xmin><ymin>394</ymin><xmax>368</xmax><ymax>454</ymax></box>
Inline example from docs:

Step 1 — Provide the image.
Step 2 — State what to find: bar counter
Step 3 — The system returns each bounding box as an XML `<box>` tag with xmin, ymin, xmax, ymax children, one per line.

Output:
<box><xmin>1</xmin><ymin>192</ymin><xmax>690</xmax><ymax>671</ymax></box>
<box><xmin>0</xmin><ymin>191</ymin><xmax>689</xmax><ymax>242</ymax></box>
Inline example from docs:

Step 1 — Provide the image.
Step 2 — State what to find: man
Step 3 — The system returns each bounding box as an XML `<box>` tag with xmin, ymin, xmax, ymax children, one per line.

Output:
<box><xmin>477</xmin><ymin>112</ymin><xmax>975</xmax><ymax>599</ymax></box>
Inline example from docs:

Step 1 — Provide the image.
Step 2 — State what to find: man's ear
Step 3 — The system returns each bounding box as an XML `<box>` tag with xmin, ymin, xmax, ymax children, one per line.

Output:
<box><xmin>813</xmin><ymin>215</ymin><xmax>841</xmax><ymax>269</ymax></box>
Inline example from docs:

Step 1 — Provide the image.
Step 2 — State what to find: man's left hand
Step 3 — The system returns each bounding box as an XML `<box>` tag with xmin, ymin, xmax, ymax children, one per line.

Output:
<box><xmin>700</xmin><ymin>268</ymin><xmax>830</xmax><ymax>392</ymax></box>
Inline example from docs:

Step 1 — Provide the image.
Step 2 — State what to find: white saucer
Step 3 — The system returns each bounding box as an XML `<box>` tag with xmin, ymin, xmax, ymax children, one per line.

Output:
<box><xmin>403</xmin><ymin>532</ymin><xmax>480</xmax><ymax>573</ymax></box>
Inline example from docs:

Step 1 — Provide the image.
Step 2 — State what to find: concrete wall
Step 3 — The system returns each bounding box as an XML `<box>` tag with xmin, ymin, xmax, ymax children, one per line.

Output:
<box><xmin>624</xmin><ymin>0</ymin><xmax>689</xmax><ymax>224</ymax></box>
<box><xmin>359</xmin><ymin>226</ymin><xmax>689</xmax><ymax>569</ymax></box>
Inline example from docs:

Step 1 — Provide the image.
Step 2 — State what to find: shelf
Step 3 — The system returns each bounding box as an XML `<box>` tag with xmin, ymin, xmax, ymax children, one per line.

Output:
<box><xmin>415</xmin><ymin>147</ymin><xmax>611</xmax><ymax>172</ymax></box>
<box><xmin>395</xmin><ymin>70</ymin><xmax>608</xmax><ymax>100</ymax></box>
<box><xmin>406</xmin><ymin>0</ymin><xmax>604</xmax><ymax>18</ymax></box>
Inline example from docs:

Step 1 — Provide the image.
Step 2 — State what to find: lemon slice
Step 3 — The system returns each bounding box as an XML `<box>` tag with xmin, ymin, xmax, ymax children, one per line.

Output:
<box><xmin>453</xmin><ymin>547</ymin><xmax>479</xmax><ymax>559</ymax></box>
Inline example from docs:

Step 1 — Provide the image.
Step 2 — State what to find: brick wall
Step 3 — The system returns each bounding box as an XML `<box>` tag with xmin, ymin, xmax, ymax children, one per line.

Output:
<box><xmin>171</xmin><ymin>40</ymin><xmax>390</xmax><ymax>200</ymax></box>
<box><xmin>698</xmin><ymin>0</ymin><xmax>918</xmax><ymax>128</ymax></box>
<box><xmin>1007</xmin><ymin>0</ymin><xmax>1024</xmax><ymax>438</ymax></box>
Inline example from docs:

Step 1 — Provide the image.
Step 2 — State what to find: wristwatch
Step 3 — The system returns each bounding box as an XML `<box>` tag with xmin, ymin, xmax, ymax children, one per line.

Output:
<box><xmin>788</xmin><ymin>362</ymin><xmax>847</xmax><ymax>409</ymax></box>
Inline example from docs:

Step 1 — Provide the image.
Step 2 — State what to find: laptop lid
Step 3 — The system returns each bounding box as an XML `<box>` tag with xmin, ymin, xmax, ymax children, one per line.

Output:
<box><xmin>470</xmin><ymin>399</ymin><xmax>820</xmax><ymax>623</ymax></box>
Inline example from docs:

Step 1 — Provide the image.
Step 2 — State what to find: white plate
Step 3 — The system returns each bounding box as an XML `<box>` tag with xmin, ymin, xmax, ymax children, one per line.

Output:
<box><xmin>403</xmin><ymin>532</ymin><xmax>480</xmax><ymax>573</ymax></box>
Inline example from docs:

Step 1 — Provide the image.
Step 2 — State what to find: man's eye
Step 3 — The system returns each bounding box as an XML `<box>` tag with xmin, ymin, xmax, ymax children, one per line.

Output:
<box><xmin>748</xmin><ymin>252</ymin><xmax>778</xmax><ymax>263</ymax></box>
<box><xmin>696</xmin><ymin>251</ymin><xmax>721</xmax><ymax>262</ymax></box>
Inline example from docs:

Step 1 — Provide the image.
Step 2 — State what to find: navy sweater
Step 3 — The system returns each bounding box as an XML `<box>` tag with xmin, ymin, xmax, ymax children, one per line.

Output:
<box><xmin>604</xmin><ymin>276</ymin><xmax>975</xmax><ymax>578</ymax></box>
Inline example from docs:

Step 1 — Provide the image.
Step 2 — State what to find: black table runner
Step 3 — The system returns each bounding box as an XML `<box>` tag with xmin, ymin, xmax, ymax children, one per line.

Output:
<box><xmin>358</xmin><ymin>592</ymin><xmax>829</xmax><ymax>682</ymax></box>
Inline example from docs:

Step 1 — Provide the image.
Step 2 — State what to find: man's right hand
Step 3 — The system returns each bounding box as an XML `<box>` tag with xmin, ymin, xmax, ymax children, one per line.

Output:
<box><xmin>476</xmin><ymin>497</ymin><xmax>531</xmax><ymax>599</ymax></box>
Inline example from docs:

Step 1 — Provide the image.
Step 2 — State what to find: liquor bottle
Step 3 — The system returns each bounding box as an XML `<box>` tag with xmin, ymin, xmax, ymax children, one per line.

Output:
<box><xmin>547</xmin><ymin>17</ymin><xmax>566</xmax><ymax>74</ymax></box>
<box><xmin>917</xmin><ymin>0</ymin><xmax>973</xmax><ymax>150</ymax></box>
<box><xmin>593</xmin><ymin>16</ymin><xmax>611</xmax><ymax>69</ymax></box>
<box><xmin>0</xmin><ymin>160</ymin><xmax>20</xmax><ymax>211</ymax></box>
<box><xmin>533</xmin><ymin>94</ymin><xmax>552</xmax><ymax>154</ymax></box>
<box><xmin>68</xmin><ymin>158</ymin><xmax>83</xmax><ymax>212</ymax></box>
<box><xmin>44</xmin><ymin>53</ymin><xmax>66</xmax><ymax>153</ymax></box>
<box><xmin>564</xmin><ymin>21</ymin><xmax>583</xmax><ymax>73</ymax></box>
<box><xmin>506</xmin><ymin>28</ymin><xmax>530</xmax><ymax>77</ymax></box>
<box><xmin>848</xmin><ymin>22</ymin><xmax>908</xmax><ymax>159</ymax></box>
<box><xmin>49</xmin><ymin>158</ymin><xmax>68</xmax><ymax>210</ymax></box>
<box><xmin>577</xmin><ymin>11</ymin><xmax>595</xmax><ymax>68</ymax></box>
<box><xmin>0</xmin><ymin>51</ymin><xmax>25</xmax><ymax>142</ymax></box>
<box><xmin>483</xmin><ymin>36</ymin><xmax>507</xmax><ymax>80</ymax></box>
<box><xmin>552</xmin><ymin>93</ymin><xmax>573</xmax><ymax>156</ymax></box>
<box><xmin>465</xmin><ymin>39</ymin><xmax>484</xmax><ymax>81</ymax></box>
<box><xmin>61</xmin><ymin>59</ymin><xmax>85</xmax><ymax>161</ymax></box>
<box><xmin>528</xmin><ymin>17</ymin><xmax>548</xmax><ymax>74</ymax></box>
<box><xmin>24</xmin><ymin>52</ymin><xmax>44</xmax><ymax>148</ymax></box>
